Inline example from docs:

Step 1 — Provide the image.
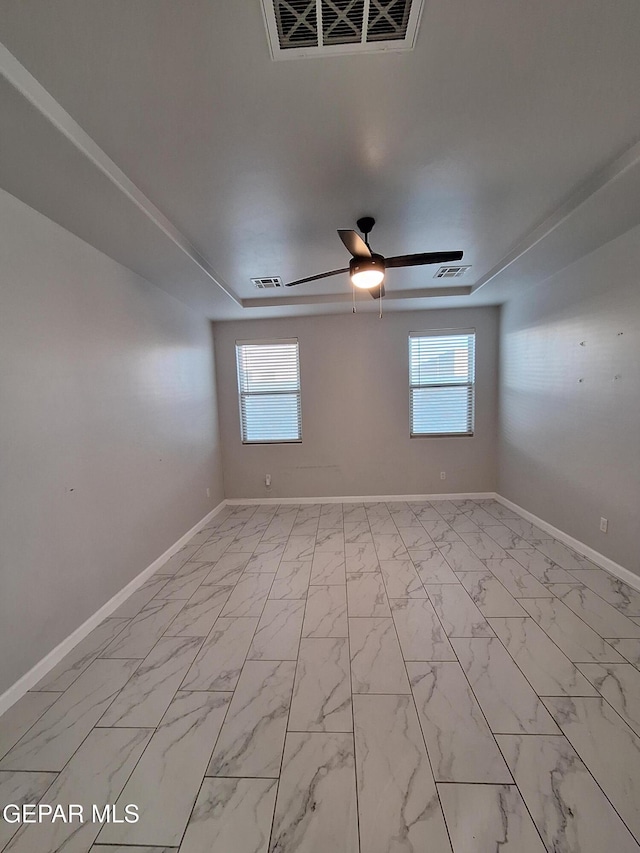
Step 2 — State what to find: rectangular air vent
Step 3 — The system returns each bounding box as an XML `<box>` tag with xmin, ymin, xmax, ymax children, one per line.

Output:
<box><xmin>434</xmin><ymin>265</ymin><xmax>471</xmax><ymax>279</ymax></box>
<box><xmin>262</xmin><ymin>0</ymin><xmax>424</xmax><ymax>59</ymax></box>
<box><xmin>251</xmin><ymin>276</ymin><xmax>284</xmax><ymax>289</ymax></box>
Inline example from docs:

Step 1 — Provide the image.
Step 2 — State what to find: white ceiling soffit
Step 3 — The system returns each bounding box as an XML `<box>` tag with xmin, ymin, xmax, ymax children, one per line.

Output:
<box><xmin>471</xmin><ymin>138</ymin><xmax>640</xmax><ymax>298</ymax></box>
<box><xmin>1</xmin><ymin>0</ymin><xmax>640</xmax><ymax>320</ymax></box>
<box><xmin>0</xmin><ymin>42</ymin><xmax>240</xmax><ymax>311</ymax></box>
<box><xmin>262</xmin><ymin>0</ymin><xmax>424</xmax><ymax>59</ymax></box>
<box><xmin>243</xmin><ymin>284</ymin><xmax>471</xmax><ymax>308</ymax></box>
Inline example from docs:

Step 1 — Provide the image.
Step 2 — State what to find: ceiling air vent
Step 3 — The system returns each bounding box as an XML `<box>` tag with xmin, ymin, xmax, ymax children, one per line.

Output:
<box><xmin>251</xmin><ymin>276</ymin><xmax>284</xmax><ymax>289</ymax></box>
<box><xmin>262</xmin><ymin>0</ymin><xmax>424</xmax><ymax>59</ymax></box>
<box><xmin>434</xmin><ymin>265</ymin><xmax>471</xmax><ymax>279</ymax></box>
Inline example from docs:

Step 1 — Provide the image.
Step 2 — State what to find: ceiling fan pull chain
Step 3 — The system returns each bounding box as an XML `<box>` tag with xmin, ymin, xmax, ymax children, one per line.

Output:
<box><xmin>379</xmin><ymin>292</ymin><xmax>382</xmax><ymax>319</ymax></box>
<box><xmin>352</xmin><ymin>281</ymin><xmax>356</xmax><ymax>313</ymax></box>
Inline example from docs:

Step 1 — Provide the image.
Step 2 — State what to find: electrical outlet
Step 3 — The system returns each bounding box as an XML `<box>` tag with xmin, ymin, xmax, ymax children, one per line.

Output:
<box><xmin>265</xmin><ymin>473</ymin><xmax>272</xmax><ymax>488</ymax></box>
<box><xmin>600</xmin><ymin>517</ymin><xmax>608</xmax><ymax>533</ymax></box>
<box><xmin>206</xmin><ymin>488</ymin><xmax>210</xmax><ymax>498</ymax></box>
<box><xmin>440</xmin><ymin>472</ymin><xmax>446</xmax><ymax>480</ymax></box>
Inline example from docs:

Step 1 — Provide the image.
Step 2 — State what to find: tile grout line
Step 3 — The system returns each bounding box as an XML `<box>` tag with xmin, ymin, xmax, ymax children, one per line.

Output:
<box><xmin>439</xmin><ymin>498</ymin><xmax>640</xmax><ymax>848</ymax></box>
<box><xmin>426</xmin><ymin>499</ymin><xmax>556</xmax><ymax>852</ymax></box>
<box><xmin>85</xmin><ymin>502</ymin><xmax>261</xmax><ymax>849</ymax></box>
<box><xmin>345</xmin><ymin>507</ymin><xmax>366</xmax><ymax>853</ymax></box>
<box><xmin>391</xmin><ymin>499</ymin><xmax>625</xmax><ymax>851</ymax></box>
<box><xmin>375</xmin><ymin>501</ymin><xmax>458</xmax><ymax>853</ymax></box>
<box><xmin>266</xmin><ymin>503</ymin><xmax>329</xmax><ymax>853</ymax></box>
<box><xmin>169</xmin><ymin>500</ymin><xmax>278</xmax><ymax>850</ymax></box>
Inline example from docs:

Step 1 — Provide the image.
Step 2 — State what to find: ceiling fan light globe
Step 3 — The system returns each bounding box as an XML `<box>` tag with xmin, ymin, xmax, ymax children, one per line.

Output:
<box><xmin>351</xmin><ymin>269</ymin><xmax>385</xmax><ymax>289</ymax></box>
<box><xmin>349</xmin><ymin>254</ymin><xmax>385</xmax><ymax>289</ymax></box>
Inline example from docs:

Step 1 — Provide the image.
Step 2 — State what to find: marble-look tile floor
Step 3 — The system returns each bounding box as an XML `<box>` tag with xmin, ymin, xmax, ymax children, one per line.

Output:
<box><xmin>2</xmin><ymin>498</ymin><xmax>640</xmax><ymax>852</ymax></box>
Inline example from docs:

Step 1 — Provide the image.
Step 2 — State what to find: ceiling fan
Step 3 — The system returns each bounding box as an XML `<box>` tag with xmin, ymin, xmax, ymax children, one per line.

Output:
<box><xmin>284</xmin><ymin>216</ymin><xmax>464</xmax><ymax>300</ymax></box>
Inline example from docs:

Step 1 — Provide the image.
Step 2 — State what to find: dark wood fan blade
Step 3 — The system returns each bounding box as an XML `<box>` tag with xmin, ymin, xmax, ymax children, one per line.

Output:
<box><xmin>338</xmin><ymin>229</ymin><xmax>371</xmax><ymax>258</ymax></box>
<box><xmin>284</xmin><ymin>268</ymin><xmax>349</xmax><ymax>287</ymax></box>
<box><xmin>385</xmin><ymin>251</ymin><xmax>463</xmax><ymax>268</ymax></box>
<box><xmin>370</xmin><ymin>283</ymin><xmax>386</xmax><ymax>300</ymax></box>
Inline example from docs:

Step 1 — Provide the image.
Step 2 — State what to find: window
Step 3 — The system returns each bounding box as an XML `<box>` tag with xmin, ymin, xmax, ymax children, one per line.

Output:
<box><xmin>409</xmin><ymin>330</ymin><xmax>475</xmax><ymax>436</ymax></box>
<box><xmin>236</xmin><ymin>339</ymin><xmax>302</xmax><ymax>443</ymax></box>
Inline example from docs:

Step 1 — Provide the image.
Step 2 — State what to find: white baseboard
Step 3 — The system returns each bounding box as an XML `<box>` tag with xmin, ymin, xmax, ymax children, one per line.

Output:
<box><xmin>0</xmin><ymin>500</ymin><xmax>227</xmax><ymax>717</ymax></box>
<box><xmin>495</xmin><ymin>495</ymin><xmax>640</xmax><ymax>593</ymax></box>
<box><xmin>226</xmin><ymin>492</ymin><xmax>496</xmax><ymax>505</ymax></box>
<box><xmin>229</xmin><ymin>491</ymin><xmax>639</xmax><ymax>591</ymax></box>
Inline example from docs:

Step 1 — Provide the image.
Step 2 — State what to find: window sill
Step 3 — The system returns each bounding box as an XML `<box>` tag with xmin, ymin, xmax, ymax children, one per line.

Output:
<box><xmin>241</xmin><ymin>439</ymin><xmax>303</xmax><ymax>445</ymax></box>
<box><xmin>410</xmin><ymin>433</ymin><xmax>474</xmax><ymax>439</ymax></box>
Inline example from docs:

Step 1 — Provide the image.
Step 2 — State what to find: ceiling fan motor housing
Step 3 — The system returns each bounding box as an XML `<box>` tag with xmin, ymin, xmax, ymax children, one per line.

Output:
<box><xmin>349</xmin><ymin>253</ymin><xmax>385</xmax><ymax>278</ymax></box>
<box><xmin>356</xmin><ymin>216</ymin><xmax>376</xmax><ymax>237</ymax></box>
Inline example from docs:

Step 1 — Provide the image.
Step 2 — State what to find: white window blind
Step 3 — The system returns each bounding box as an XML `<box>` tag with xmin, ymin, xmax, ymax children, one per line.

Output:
<box><xmin>236</xmin><ymin>339</ymin><xmax>302</xmax><ymax>443</ymax></box>
<box><xmin>409</xmin><ymin>330</ymin><xmax>475</xmax><ymax>436</ymax></box>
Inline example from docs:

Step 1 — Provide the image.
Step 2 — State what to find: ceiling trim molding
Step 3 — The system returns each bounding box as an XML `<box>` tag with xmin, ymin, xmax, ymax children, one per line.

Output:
<box><xmin>471</xmin><ymin>136</ymin><xmax>640</xmax><ymax>294</ymax></box>
<box><xmin>0</xmin><ymin>41</ymin><xmax>242</xmax><ymax>307</ymax></box>
<box><xmin>241</xmin><ymin>285</ymin><xmax>472</xmax><ymax>308</ymax></box>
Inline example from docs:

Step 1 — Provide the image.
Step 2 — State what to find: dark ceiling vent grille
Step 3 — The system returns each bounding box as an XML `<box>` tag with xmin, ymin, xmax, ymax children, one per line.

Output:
<box><xmin>263</xmin><ymin>0</ymin><xmax>423</xmax><ymax>58</ymax></box>
<box><xmin>434</xmin><ymin>265</ymin><xmax>471</xmax><ymax>279</ymax></box>
<box><xmin>274</xmin><ymin>0</ymin><xmax>318</xmax><ymax>48</ymax></box>
<box><xmin>321</xmin><ymin>1</ymin><xmax>364</xmax><ymax>46</ymax></box>
<box><xmin>251</xmin><ymin>276</ymin><xmax>284</xmax><ymax>289</ymax></box>
<box><xmin>367</xmin><ymin>0</ymin><xmax>412</xmax><ymax>42</ymax></box>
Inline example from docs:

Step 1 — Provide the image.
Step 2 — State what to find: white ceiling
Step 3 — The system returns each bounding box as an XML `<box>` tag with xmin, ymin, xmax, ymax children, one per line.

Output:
<box><xmin>1</xmin><ymin>0</ymin><xmax>640</xmax><ymax>319</ymax></box>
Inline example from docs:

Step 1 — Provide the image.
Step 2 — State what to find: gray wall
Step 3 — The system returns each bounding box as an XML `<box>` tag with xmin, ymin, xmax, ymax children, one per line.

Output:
<box><xmin>499</xmin><ymin>223</ymin><xmax>640</xmax><ymax>575</ymax></box>
<box><xmin>0</xmin><ymin>189</ymin><xmax>224</xmax><ymax>695</ymax></box>
<box><xmin>214</xmin><ymin>308</ymin><xmax>499</xmax><ymax>499</ymax></box>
